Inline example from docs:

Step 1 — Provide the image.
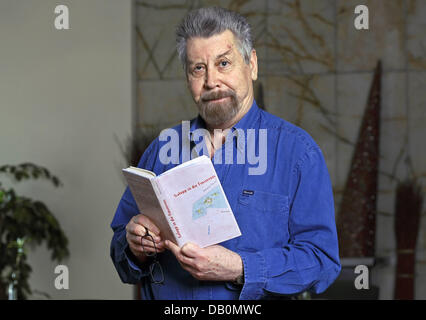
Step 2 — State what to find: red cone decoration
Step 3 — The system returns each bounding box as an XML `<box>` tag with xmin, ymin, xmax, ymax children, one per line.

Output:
<box><xmin>337</xmin><ymin>61</ymin><xmax>382</xmax><ymax>257</ymax></box>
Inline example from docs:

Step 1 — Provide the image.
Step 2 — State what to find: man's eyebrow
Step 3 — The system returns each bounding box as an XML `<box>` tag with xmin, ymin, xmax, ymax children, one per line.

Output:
<box><xmin>215</xmin><ymin>49</ymin><xmax>232</xmax><ymax>60</ymax></box>
<box><xmin>186</xmin><ymin>48</ymin><xmax>233</xmax><ymax>66</ymax></box>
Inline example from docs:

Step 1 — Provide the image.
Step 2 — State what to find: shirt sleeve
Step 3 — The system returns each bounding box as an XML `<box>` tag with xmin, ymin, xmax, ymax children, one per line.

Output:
<box><xmin>109</xmin><ymin>139</ymin><xmax>159</xmax><ymax>284</ymax></box>
<box><xmin>238</xmin><ymin>147</ymin><xmax>341</xmax><ymax>300</ymax></box>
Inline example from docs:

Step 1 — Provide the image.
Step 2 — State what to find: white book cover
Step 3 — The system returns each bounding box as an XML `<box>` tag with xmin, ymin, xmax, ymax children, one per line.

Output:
<box><xmin>122</xmin><ymin>155</ymin><xmax>241</xmax><ymax>248</ymax></box>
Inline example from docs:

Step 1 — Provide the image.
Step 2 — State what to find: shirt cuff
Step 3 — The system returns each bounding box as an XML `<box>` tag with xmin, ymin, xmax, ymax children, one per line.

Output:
<box><xmin>117</xmin><ymin>230</ymin><xmax>151</xmax><ymax>278</ymax></box>
<box><xmin>238</xmin><ymin>251</ymin><xmax>267</xmax><ymax>300</ymax></box>
<box><xmin>124</xmin><ymin>246</ymin><xmax>147</xmax><ymax>272</ymax></box>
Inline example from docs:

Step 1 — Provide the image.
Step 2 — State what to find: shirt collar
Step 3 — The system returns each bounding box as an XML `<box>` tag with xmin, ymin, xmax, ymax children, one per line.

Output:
<box><xmin>232</xmin><ymin>99</ymin><xmax>261</xmax><ymax>131</ymax></box>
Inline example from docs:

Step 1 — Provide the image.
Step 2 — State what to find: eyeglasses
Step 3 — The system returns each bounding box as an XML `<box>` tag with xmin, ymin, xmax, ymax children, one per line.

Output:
<box><xmin>141</xmin><ymin>228</ymin><xmax>164</xmax><ymax>285</ymax></box>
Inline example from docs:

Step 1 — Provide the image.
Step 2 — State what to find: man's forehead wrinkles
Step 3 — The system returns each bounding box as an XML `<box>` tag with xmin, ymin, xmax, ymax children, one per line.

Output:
<box><xmin>187</xmin><ymin>45</ymin><xmax>235</xmax><ymax>66</ymax></box>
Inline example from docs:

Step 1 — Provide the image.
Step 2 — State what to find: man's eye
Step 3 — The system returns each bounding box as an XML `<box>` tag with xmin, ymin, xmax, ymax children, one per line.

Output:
<box><xmin>194</xmin><ymin>66</ymin><xmax>204</xmax><ymax>72</ymax></box>
<box><xmin>220</xmin><ymin>61</ymin><xmax>229</xmax><ymax>67</ymax></box>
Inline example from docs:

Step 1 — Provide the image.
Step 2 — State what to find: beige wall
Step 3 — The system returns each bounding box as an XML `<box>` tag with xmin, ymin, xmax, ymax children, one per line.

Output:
<box><xmin>0</xmin><ymin>0</ymin><xmax>134</xmax><ymax>299</ymax></box>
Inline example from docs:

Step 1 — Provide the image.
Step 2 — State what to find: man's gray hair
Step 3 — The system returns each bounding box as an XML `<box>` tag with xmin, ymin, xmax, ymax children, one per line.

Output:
<box><xmin>176</xmin><ymin>7</ymin><xmax>253</xmax><ymax>72</ymax></box>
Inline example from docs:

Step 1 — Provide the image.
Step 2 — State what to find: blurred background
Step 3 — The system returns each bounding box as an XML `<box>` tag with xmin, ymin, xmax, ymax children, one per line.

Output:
<box><xmin>0</xmin><ymin>0</ymin><xmax>425</xmax><ymax>300</ymax></box>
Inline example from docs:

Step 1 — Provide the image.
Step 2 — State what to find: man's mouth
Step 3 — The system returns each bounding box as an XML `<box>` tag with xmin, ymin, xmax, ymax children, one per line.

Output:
<box><xmin>204</xmin><ymin>96</ymin><xmax>229</xmax><ymax>102</ymax></box>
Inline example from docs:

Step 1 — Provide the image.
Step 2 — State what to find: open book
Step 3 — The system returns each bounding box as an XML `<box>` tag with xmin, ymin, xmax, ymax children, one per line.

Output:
<box><xmin>122</xmin><ymin>155</ymin><xmax>241</xmax><ymax>248</ymax></box>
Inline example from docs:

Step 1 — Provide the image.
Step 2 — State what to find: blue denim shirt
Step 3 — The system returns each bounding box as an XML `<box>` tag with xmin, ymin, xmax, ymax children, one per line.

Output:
<box><xmin>110</xmin><ymin>100</ymin><xmax>341</xmax><ymax>300</ymax></box>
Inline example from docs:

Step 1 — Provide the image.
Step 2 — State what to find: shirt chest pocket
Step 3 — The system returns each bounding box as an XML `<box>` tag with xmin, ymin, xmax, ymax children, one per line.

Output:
<box><xmin>235</xmin><ymin>190</ymin><xmax>290</xmax><ymax>252</ymax></box>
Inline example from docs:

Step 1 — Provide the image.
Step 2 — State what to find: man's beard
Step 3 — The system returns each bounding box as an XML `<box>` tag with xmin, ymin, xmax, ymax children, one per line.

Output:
<box><xmin>197</xmin><ymin>89</ymin><xmax>240</xmax><ymax>126</ymax></box>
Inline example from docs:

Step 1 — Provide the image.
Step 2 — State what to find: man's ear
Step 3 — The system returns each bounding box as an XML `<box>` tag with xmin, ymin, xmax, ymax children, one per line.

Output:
<box><xmin>249</xmin><ymin>49</ymin><xmax>258</xmax><ymax>81</ymax></box>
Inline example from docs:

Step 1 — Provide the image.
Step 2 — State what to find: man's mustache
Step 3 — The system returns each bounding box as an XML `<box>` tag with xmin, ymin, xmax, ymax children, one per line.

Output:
<box><xmin>201</xmin><ymin>90</ymin><xmax>235</xmax><ymax>102</ymax></box>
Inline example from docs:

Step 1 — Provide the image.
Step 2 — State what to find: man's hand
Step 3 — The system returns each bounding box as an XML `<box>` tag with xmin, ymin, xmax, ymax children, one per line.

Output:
<box><xmin>125</xmin><ymin>214</ymin><xmax>165</xmax><ymax>261</ymax></box>
<box><xmin>165</xmin><ymin>240</ymin><xmax>243</xmax><ymax>282</ymax></box>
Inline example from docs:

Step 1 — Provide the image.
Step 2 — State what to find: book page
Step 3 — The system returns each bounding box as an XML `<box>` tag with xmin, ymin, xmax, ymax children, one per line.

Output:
<box><xmin>157</xmin><ymin>156</ymin><xmax>241</xmax><ymax>248</ymax></box>
<box><xmin>126</xmin><ymin>166</ymin><xmax>156</xmax><ymax>178</ymax></box>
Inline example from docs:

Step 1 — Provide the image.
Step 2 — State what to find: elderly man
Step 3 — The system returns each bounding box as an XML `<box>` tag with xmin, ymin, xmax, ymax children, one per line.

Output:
<box><xmin>110</xmin><ymin>7</ymin><xmax>340</xmax><ymax>300</ymax></box>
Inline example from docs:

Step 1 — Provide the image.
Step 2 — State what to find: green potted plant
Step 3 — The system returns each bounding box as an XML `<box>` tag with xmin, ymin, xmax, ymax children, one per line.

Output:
<box><xmin>0</xmin><ymin>163</ymin><xmax>69</xmax><ymax>299</ymax></box>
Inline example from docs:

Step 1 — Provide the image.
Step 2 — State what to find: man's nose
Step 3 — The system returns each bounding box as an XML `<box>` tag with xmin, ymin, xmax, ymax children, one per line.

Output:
<box><xmin>204</xmin><ymin>68</ymin><xmax>220</xmax><ymax>89</ymax></box>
